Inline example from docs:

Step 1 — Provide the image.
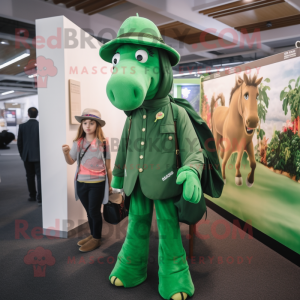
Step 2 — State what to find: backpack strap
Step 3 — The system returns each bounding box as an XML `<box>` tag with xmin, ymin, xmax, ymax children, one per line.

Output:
<box><xmin>170</xmin><ymin>101</ymin><xmax>178</xmax><ymax>121</ymax></box>
<box><xmin>126</xmin><ymin>116</ymin><xmax>132</xmax><ymax>151</ymax></box>
<box><xmin>102</xmin><ymin>140</ymin><xmax>106</xmax><ymax>160</ymax></box>
<box><xmin>170</xmin><ymin>102</ymin><xmax>181</xmax><ymax>169</ymax></box>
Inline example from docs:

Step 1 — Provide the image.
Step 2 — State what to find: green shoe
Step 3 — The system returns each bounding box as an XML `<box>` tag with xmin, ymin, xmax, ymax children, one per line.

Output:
<box><xmin>171</xmin><ymin>292</ymin><xmax>187</xmax><ymax>300</ymax></box>
<box><xmin>110</xmin><ymin>276</ymin><xmax>124</xmax><ymax>287</ymax></box>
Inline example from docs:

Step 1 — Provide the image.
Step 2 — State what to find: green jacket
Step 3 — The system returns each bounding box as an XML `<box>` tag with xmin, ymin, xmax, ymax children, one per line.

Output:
<box><xmin>112</xmin><ymin>49</ymin><xmax>204</xmax><ymax>200</ymax></box>
<box><xmin>113</xmin><ymin>97</ymin><xmax>204</xmax><ymax>200</ymax></box>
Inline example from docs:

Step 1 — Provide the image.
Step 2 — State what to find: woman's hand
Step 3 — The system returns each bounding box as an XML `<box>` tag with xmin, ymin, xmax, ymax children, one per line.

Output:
<box><xmin>109</xmin><ymin>186</ymin><xmax>113</xmax><ymax>195</ymax></box>
<box><xmin>62</xmin><ymin>144</ymin><xmax>75</xmax><ymax>165</ymax></box>
<box><xmin>62</xmin><ymin>144</ymin><xmax>70</xmax><ymax>155</ymax></box>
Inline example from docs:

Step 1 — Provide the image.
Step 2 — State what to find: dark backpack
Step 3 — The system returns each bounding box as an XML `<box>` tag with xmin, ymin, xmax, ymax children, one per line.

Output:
<box><xmin>169</xmin><ymin>96</ymin><xmax>224</xmax><ymax>225</ymax></box>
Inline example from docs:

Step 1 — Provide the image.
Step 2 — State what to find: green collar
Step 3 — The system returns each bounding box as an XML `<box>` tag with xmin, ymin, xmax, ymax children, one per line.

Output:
<box><xmin>124</xmin><ymin>95</ymin><xmax>171</xmax><ymax>117</ymax></box>
<box><xmin>140</xmin><ymin>96</ymin><xmax>170</xmax><ymax>110</ymax></box>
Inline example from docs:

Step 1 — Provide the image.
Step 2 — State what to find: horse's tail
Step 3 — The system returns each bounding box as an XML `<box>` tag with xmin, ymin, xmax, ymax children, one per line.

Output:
<box><xmin>217</xmin><ymin>93</ymin><xmax>225</xmax><ymax>106</ymax></box>
<box><xmin>210</xmin><ymin>95</ymin><xmax>216</xmax><ymax>134</ymax></box>
<box><xmin>210</xmin><ymin>93</ymin><xmax>225</xmax><ymax>133</ymax></box>
<box><xmin>210</xmin><ymin>94</ymin><xmax>217</xmax><ymax>133</ymax></box>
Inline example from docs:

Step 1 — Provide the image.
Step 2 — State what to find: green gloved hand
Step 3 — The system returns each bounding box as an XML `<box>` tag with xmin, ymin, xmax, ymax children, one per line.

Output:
<box><xmin>111</xmin><ymin>176</ymin><xmax>124</xmax><ymax>189</ymax></box>
<box><xmin>176</xmin><ymin>166</ymin><xmax>202</xmax><ymax>204</ymax></box>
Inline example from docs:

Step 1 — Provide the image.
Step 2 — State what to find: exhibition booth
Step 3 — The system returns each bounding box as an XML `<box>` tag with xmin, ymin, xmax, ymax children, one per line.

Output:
<box><xmin>33</xmin><ymin>15</ymin><xmax>300</xmax><ymax>265</ymax></box>
<box><xmin>1</xmin><ymin>0</ymin><xmax>300</xmax><ymax>298</ymax></box>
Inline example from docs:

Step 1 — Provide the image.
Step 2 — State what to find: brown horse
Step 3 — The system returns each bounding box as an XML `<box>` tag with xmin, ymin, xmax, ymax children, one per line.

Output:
<box><xmin>211</xmin><ymin>73</ymin><xmax>263</xmax><ymax>187</ymax></box>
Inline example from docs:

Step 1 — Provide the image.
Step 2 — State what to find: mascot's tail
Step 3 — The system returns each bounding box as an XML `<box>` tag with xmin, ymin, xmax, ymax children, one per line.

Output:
<box><xmin>210</xmin><ymin>93</ymin><xmax>225</xmax><ymax>133</ymax></box>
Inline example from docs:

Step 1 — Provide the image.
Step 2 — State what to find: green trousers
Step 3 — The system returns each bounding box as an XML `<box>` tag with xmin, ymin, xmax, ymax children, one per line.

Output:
<box><xmin>109</xmin><ymin>180</ymin><xmax>195</xmax><ymax>299</ymax></box>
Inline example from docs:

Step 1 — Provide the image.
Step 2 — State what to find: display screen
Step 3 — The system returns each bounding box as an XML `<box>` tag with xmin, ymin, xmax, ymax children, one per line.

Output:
<box><xmin>5</xmin><ymin>110</ymin><xmax>17</xmax><ymax>126</ymax></box>
<box><xmin>202</xmin><ymin>49</ymin><xmax>300</xmax><ymax>255</ymax></box>
<box><xmin>181</xmin><ymin>85</ymin><xmax>200</xmax><ymax>113</ymax></box>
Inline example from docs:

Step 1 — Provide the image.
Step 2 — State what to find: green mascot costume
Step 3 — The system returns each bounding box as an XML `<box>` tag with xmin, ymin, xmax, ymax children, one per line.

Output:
<box><xmin>99</xmin><ymin>15</ymin><xmax>223</xmax><ymax>300</ymax></box>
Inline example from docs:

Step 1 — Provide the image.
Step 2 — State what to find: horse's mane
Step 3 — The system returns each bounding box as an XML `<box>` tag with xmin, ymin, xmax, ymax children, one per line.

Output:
<box><xmin>229</xmin><ymin>73</ymin><xmax>259</xmax><ymax>104</ymax></box>
<box><xmin>229</xmin><ymin>77</ymin><xmax>242</xmax><ymax>104</ymax></box>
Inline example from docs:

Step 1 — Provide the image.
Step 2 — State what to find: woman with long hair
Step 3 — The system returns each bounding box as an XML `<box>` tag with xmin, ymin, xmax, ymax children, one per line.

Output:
<box><xmin>62</xmin><ymin>108</ymin><xmax>112</xmax><ymax>252</ymax></box>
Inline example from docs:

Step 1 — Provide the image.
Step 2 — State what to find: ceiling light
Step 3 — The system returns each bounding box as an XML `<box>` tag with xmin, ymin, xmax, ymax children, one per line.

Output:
<box><xmin>266</xmin><ymin>21</ymin><xmax>272</xmax><ymax>28</ymax></box>
<box><xmin>173</xmin><ymin>72</ymin><xmax>199</xmax><ymax>77</ymax></box>
<box><xmin>1</xmin><ymin>90</ymin><xmax>14</xmax><ymax>95</ymax></box>
<box><xmin>222</xmin><ymin>62</ymin><xmax>241</xmax><ymax>66</ymax></box>
<box><xmin>28</xmin><ymin>73</ymin><xmax>37</xmax><ymax>78</ymax></box>
<box><xmin>0</xmin><ymin>49</ymin><xmax>30</xmax><ymax>69</ymax></box>
<box><xmin>1</xmin><ymin>40</ymin><xmax>9</xmax><ymax>45</ymax></box>
<box><xmin>213</xmin><ymin>62</ymin><xmax>241</xmax><ymax>67</ymax></box>
<box><xmin>12</xmin><ymin>103</ymin><xmax>19</xmax><ymax>105</ymax></box>
<box><xmin>173</xmin><ymin>68</ymin><xmax>224</xmax><ymax>77</ymax></box>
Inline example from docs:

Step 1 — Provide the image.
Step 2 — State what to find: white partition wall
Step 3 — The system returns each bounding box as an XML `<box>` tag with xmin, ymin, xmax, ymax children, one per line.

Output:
<box><xmin>36</xmin><ymin>16</ymin><xmax>125</xmax><ymax>238</ymax></box>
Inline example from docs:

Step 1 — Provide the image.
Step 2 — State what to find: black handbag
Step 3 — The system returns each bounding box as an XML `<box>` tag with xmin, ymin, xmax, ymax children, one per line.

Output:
<box><xmin>103</xmin><ymin>197</ymin><xmax>128</xmax><ymax>225</ymax></box>
<box><xmin>102</xmin><ymin>140</ymin><xmax>129</xmax><ymax>224</ymax></box>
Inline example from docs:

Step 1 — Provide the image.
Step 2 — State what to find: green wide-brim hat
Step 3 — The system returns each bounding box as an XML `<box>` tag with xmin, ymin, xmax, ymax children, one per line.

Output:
<box><xmin>99</xmin><ymin>15</ymin><xmax>180</xmax><ymax>67</ymax></box>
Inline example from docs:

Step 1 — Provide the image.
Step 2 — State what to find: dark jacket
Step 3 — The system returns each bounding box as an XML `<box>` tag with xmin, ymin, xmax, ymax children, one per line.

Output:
<box><xmin>17</xmin><ymin>119</ymin><xmax>40</xmax><ymax>162</ymax></box>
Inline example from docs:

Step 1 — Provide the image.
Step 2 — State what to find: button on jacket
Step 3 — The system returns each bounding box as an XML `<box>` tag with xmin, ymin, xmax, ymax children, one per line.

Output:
<box><xmin>113</xmin><ymin>100</ymin><xmax>204</xmax><ymax>200</ymax></box>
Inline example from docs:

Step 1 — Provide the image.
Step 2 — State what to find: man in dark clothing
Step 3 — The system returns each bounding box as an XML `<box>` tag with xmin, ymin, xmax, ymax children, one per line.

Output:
<box><xmin>17</xmin><ymin>107</ymin><xmax>42</xmax><ymax>204</ymax></box>
<box><xmin>0</xmin><ymin>130</ymin><xmax>15</xmax><ymax>149</ymax></box>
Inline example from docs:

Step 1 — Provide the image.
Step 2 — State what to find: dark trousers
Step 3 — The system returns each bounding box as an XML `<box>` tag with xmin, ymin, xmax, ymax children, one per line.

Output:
<box><xmin>76</xmin><ymin>181</ymin><xmax>105</xmax><ymax>239</ymax></box>
<box><xmin>24</xmin><ymin>161</ymin><xmax>41</xmax><ymax>201</ymax></box>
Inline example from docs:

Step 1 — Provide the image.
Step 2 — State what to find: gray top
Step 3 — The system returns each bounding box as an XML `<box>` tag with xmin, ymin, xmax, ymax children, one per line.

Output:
<box><xmin>70</xmin><ymin>137</ymin><xmax>111</xmax><ymax>183</ymax></box>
